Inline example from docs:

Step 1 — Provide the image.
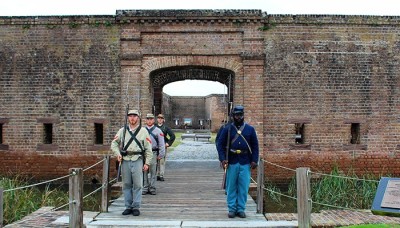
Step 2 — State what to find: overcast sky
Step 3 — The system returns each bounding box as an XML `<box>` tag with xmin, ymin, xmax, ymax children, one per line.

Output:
<box><xmin>2</xmin><ymin>0</ymin><xmax>398</xmax><ymax>96</ymax></box>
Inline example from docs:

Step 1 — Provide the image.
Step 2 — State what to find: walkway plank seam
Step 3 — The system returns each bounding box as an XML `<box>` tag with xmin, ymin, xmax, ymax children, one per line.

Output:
<box><xmin>87</xmin><ymin>161</ymin><xmax>293</xmax><ymax>227</ymax></box>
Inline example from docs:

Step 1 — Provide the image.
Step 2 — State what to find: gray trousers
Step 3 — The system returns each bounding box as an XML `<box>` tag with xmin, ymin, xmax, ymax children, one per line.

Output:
<box><xmin>143</xmin><ymin>152</ymin><xmax>157</xmax><ymax>192</ymax></box>
<box><xmin>157</xmin><ymin>148</ymin><xmax>167</xmax><ymax>177</ymax></box>
<box><xmin>121</xmin><ymin>159</ymin><xmax>143</xmax><ymax>209</ymax></box>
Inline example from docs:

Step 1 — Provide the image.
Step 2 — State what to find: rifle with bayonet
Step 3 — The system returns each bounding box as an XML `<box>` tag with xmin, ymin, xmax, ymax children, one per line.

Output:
<box><xmin>221</xmin><ymin>124</ymin><xmax>231</xmax><ymax>190</ymax></box>
<box><xmin>116</xmin><ymin>104</ymin><xmax>129</xmax><ymax>182</ymax></box>
<box><xmin>221</xmin><ymin>104</ymin><xmax>233</xmax><ymax>190</ymax></box>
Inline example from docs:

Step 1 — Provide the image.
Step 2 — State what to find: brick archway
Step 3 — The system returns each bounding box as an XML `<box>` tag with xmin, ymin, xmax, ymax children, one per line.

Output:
<box><xmin>150</xmin><ymin>65</ymin><xmax>235</xmax><ymax>116</ymax></box>
<box><xmin>140</xmin><ymin>55</ymin><xmax>243</xmax><ymax>116</ymax></box>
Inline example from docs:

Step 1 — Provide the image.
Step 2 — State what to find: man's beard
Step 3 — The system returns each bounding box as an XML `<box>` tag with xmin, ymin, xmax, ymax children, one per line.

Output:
<box><xmin>129</xmin><ymin>118</ymin><xmax>138</xmax><ymax>127</ymax></box>
<box><xmin>234</xmin><ymin>117</ymin><xmax>244</xmax><ymax>126</ymax></box>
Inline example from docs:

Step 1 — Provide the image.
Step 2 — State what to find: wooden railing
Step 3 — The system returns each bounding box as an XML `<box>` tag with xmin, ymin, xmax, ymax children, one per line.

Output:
<box><xmin>0</xmin><ymin>155</ymin><xmax>315</xmax><ymax>228</ymax></box>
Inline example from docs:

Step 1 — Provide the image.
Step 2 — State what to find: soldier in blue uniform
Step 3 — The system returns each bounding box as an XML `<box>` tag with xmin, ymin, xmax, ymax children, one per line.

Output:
<box><xmin>217</xmin><ymin>105</ymin><xmax>259</xmax><ymax>218</ymax></box>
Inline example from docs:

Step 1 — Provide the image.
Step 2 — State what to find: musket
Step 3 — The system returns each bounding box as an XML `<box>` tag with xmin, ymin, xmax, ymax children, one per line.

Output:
<box><xmin>221</xmin><ymin>110</ymin><xmax>232</xmax><ymax>190</ymax></box>
<box><xmin>117</xmin><ymin>104</ymin><xmax>129</xmax><ymax>182</ymax></box>
<box><xmin>221</xmin><ymin>102</ymin><xmax>233</xmax><ymax>192</ymax></box>
<box><xmin>221</xmin><ymin>164</ymin><xmax>227</xmax><ymax>190</ymax></box>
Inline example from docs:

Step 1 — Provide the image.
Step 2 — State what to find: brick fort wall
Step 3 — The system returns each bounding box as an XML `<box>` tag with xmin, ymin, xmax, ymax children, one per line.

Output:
<box><xmin>0</xmin><ymin>11</ymin><xmax>399</xmax><ymax>183</ymax></box>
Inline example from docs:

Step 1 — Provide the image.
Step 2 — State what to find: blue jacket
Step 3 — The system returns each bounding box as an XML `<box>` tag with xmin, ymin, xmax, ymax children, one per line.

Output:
<box><xmin>217</xmin><ymin>122</ymin><xmax>259</xmax><ymax>165</ymax></box>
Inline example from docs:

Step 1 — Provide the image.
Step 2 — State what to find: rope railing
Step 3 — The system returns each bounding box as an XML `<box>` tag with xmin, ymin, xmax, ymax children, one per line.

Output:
<box><xmin>3</xmin><ymin>174</ymin><xmax>72</xmax><ymax>193</ymax></box>
<box><xmin>3</xmin><ymin>157</ymin><xmax>107</xmax><ymax>193</ymax></box>
<box><xmin>8</xmin><ymin>183</ymin><xmax>106</xmax><ymax>226</ymax></box>
<box><xmin>253</xmin><ymin>175</ymin><xmax>369</xmax><ymax>211</ymax></box>
<box><xmin>309</xmin><ymin>170</ymin><xmax>380</xmax><ymax>183</ymax></box>
<box><xmin>83</xmin><ymin>184</ymin><xmax>105</xmax><ymax>200</ymax></box>
<box><xmin>1</xmin><ymin>156</ymin><xmax>112</xmax><ymax>227</ymax></box>
<box><xmin>7</xmin><ymin>199</ymin><xmax>74</xmax><ymax>225</ymax></box>
<box><xmin>310</xmin><ymin>199</ymin><xmax>367</xmax><ymax>211</ymax></box>
<box><xmin>251</xmin><ymin>176</ymin><xmax>297</xmax><ymax>200</ymax></box>
<box><xmin>109</xmin><ymin>177</ymin><xmax>118</xmax><ymax>184</ymax></box>
<box><xmin>261</xmin><ymin>158</ymin><xmax>297</xmax><ymax>172</ymax></box>
<box><xmin>255</xmin><ymin>157</ymin><xmax>381</xmax><ymax>226</ymax></box>
<box><xmin>83</xmin><ymin>158</ymin><xmax>106</xmax><ymax>172</ymax></box>
<box><xmin>260</xmin><ymin>158</ymin><xmax>380</xmax><ymax>182</ymax></box>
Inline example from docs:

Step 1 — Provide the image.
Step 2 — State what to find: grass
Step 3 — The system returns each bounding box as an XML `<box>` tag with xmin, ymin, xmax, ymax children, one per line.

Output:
<box><xmin>1</xmin><ymin>176</ymin><xmax>100</xmax><ymax>225</ymax></box>
<box><xmin>263</xmin><ymin>167</ymin><xmax>399</xmax><ymax>226</ymax></box>
<box><xmin>309</xmin><ymin>167</ymin><xmax>379</xmax><ymax>211</ymax></box>
<box><xmin>268</xmin><ymin>166</ymin><xmax>380</xmax><ymax>212</ymax></box>
<box><xmin>169</xmin><ymin>132</ymin><xmax>184</xmax><ymax>150</ymax></box>
<box><xmin>339</xmin><ymin>225</ymin><xmax>400</xmax><ymax>228</ymax></box>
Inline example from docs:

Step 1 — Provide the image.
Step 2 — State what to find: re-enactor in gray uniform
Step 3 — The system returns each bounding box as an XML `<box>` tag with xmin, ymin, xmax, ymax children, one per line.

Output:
<box><xmin>143</xmin><ymin>113</ymin><xmax>166</xmax><ymax>195</ymax></box>
<box><xmin>111</xmin><ymin>109</ymin><xmax>153</xmax><ymax>216</ymax></box>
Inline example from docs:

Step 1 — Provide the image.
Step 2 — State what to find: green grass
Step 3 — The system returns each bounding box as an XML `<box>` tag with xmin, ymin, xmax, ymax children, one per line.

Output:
<box><xmin>339</xmin><ymin>224</ymin><xmax>400</xmax><ymax>228</ymax></box>
<box><xmin>271</xmin><ymin>166</ymin><xmax>379</xmax><ymax>212</ymax></box>
<box><xmin>169</xmin><ymin>132</ymin><xmax>183</xmax><ymax>150</ymax></box>
<box><xmin>309</xmin><ymin>167</ymin><xmax>379</xmax><ymax>211</ymax></box>
<box><xmin>1</xmin><ymin>176</ymin><xmax>100</xmax><ymax>225</ymax></box>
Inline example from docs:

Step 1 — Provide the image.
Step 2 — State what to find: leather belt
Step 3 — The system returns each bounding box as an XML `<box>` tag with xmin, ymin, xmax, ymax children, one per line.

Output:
<box><xmin>127</xmin><ymin>151</ymin><xmax>142</xmax><ymax>155</ymax></box>
<box><xmin>230</xmin><ymin>149</ymin><xmax>248</xmax><ymax>154</ymax></box>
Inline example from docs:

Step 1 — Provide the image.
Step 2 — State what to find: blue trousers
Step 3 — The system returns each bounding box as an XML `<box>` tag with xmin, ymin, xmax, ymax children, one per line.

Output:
<box><xmin>226</xmin><ymin>163</ymin><xmax>250</xmax><ymax>213</ymax></box>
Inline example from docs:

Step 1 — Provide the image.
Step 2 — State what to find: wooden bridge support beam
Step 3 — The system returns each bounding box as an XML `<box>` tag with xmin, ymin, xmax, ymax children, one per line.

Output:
<box><xmin>69</xmin><ymin>168</ymin><xmax>83</xmax><ymax>228</ymax></box>
<box><xmin>101</xmin><ymin>156</ymin><xmax>110</xmax><ymax>212</ymax></box>
<box><xmin>256</xmin><ymin>160</ymin><xmax>264</xmax><ymax>213</ymax></box>
<box><xmin>296</xmin><ymin>167</ymin><xmax>311</xmax><ymax>228</ymax></box>
<box><xmin>0</xmin><ymin>188</ymin><xmax>3</xmax><ymax>228</ymax></box>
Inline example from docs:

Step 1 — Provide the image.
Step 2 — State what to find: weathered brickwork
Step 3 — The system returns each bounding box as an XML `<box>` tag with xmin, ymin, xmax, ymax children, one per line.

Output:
<box><xmin>0</xmin><ymin>16</ymin><xmax>122</xmax><ymax>179</ymax></box>
<box><xmin>165</xmin><ymin>95</ymin><xmax>225</xmax><ymax>131</ymax></box>
<box><xmin>0</xmin><ymin>11</ymin><xmax>399</xmax><ymax>183</ymax></box>
<box><xmin>264</xmin><ymin>15</ymin><xmax>400</xmax><ymax>182</ymax></box>
<box><xmin>205</xmin><ymin>94</ymin><xmax>229</xmax><ymax>132</ymax></box>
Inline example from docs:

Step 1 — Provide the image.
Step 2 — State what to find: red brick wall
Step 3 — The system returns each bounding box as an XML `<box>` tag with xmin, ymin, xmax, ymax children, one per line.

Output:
<box><xmin>164</xmin><ymin>94</ymin><xmax>226</xmax><ymax>131</ymax></box>
<box><xmin>170</xmin><ymin>96</ymin><xmax>206</xmax><ymax>129</ymax></box>
<box><xmin>0</xmin><ymin>12</ymin><xmax>399</xmax><ymax>183</ymax></box>
<box><xmin>205</xmin><ymin>94</ymin><xmax>228</xmax><ymax>132</ymax></box>
<box><xmin>262</xmin><ymin>15</ymin><xmax>400</xmax><ymax>181</ymax></box>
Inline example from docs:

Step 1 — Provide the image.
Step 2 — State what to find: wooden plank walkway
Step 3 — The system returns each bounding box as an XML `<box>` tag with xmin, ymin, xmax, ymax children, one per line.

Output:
<box><xmin>88</xmin><ymin>160</ymin><xmax>297</xmax><ymax>227</ymax></box>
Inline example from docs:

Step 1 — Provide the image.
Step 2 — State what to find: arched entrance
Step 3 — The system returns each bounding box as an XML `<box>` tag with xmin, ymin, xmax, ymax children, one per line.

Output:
<box><xmin>130</xmin><ymin>55</ymin><xmax>246</xmax><ymax>130</ymax></box>
<box><xmin>150</xmin><ymin>66</ymin><xmax>234</xmax><ymax>126</ymax></box>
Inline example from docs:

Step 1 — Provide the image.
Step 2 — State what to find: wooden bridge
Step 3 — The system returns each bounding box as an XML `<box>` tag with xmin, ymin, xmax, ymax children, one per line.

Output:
<box><xmin>87</xmin><ymin>160</ymin><xmax>297</xmax><ymax>227</ymax></box>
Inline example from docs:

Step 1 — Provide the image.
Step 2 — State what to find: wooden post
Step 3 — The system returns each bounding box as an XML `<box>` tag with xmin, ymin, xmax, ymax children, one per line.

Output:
<box><xmin>256</xmin><ymin>159</ymin><xmax>264</xmax><ymax>213</ymax></box>
<box><xmin>296</xmin><ymin>167</ymin><xmax>311</xmax><ymax>228</ymax></box>
<box><xmin>101</xmin><ymin>156</ymin><xmax>110</xmax><ymax>212</ymax></box>
<box><xmin>0</xmin><ymin>188</ymin><xmax>3</xmax><ymax>228</ymax></box>
<box><xmin>69</xmin><ymin>168</ymin><xmax>83</xmax><ymax>228</ymax></box>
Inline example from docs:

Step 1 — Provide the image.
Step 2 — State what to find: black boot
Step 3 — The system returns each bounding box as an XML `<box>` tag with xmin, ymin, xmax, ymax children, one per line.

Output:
<box><xmin>132</xmin><ymin>209</ymin><xmax>140</xmax><ymax>216</ymax></box>
<box><xmin>236</xmin><ymin>212</ymin><xmax>246</xmax><ymax>218</ymax></box>
<box><xmin>122</xmin><ymin>208</ymin><xmax>132</xmax><ymax>215</ymax></box>
<box><xmin>228</xmin><ymin>211</ymin><xmax>236</xmax><ymax>218</ymax></box>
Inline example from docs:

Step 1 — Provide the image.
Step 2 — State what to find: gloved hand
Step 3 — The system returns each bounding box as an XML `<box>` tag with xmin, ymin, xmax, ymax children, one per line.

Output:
<box><xmin>221</xmin><ymin>160</ymin><xmax>228</xmax><ymax>169</ymax></box>
<box><xmin>250</xmin><ymin>162</ymin><xmax>258</xmax><ymax>169</ymax></box>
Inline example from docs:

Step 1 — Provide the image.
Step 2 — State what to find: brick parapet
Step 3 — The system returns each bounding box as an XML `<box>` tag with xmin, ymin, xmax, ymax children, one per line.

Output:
<box><xmin>2</xmin><ymin>13</ymin><xmax>400</xmax><ymax>27</ymax></box>
<box><xmin>268</xmin><ymin>14</ymin><xmax>400</xmax><ymax>26</ymax></box>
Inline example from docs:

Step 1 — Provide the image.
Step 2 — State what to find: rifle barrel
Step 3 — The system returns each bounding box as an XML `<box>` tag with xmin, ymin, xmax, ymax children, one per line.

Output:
<box><xmin>121</xmin><ymin>105</ymin><xmax>129</xmax><ymax>150</ymax></box>
<box><xmin>221</xmin><ymin>166</ymin><xmax>227</xmax><ymax>189</ymax></box>
<box><xmin>116</xmin><ymin>161</ymin><xmax>122</xmax><ymax>182</ymax></box>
